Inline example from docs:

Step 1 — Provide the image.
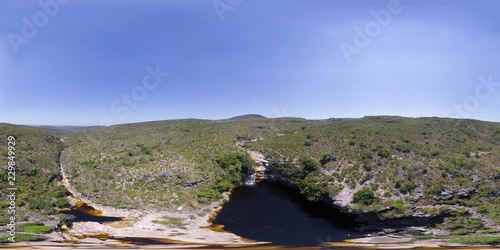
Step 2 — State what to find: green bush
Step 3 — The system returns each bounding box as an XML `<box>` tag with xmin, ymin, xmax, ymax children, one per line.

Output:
<box><xmin>197</xmin><ymin>197</ymin><xmax>210</xmax><ymax>204</ymax></box>
<box><xmin>451</xmin><ymin>230</ymin><xmax>468</xmax><ymax>235</ymax></box>
<box><xmin>476</xmin><ymin>205</ymin><xmax>488</xmax><ymax>214</ymax></box>
<box><xmin>54</xmin><ymin>198</ymin><xmax>69</xmax><ymax>208</ymax></box>
<box><xmin>28</xmin><ymin>200</ymin><xmax>51</xmax><ymax>211</ymax></box>
<box><xmin>361</xmin><ymin>149</ymin><xmax>372</xmax><ymax>159</ymax></box>
<box><xmin>453</xmin><ymin>156</ymin><xmax>470</xmax><ymax>169</ymax></box>
<box><xmin>420</xmin><ymin>150</ymin><xmax>430</xmax><ymax>157</ymax></box>
<box><xmin>300</xmin><ymin>156</ymin><xmax>319</xmax><ymax>173</ymax></box>
<box><xmin>353</xmin><ymin>187</ymin><xmax>375</xmax><ymax>205</ymax></box>
<box><xmin>393</xmin><ymin>202</ymin><xmax>404</xmax><ymax>210</ymax></box>
<box><xmin>121</xmin><ymin>159</ymin><xmax>135</xmax><ymax>166</ymax></box>
<box><xmin>396</xmin><ymin>143</ymin><xmax>410</xmax><ymax>153</ymax></box>
<box><xmin>478</xmin><ymin>183</ymin><xmax>496</xmax><ymax>197</ymax></box>
<box><xmin>377</xmin><ymin>148</ymin><xmax>390</xmax><ymax>158</ymax></box>
<box><xmin>320</xmin><ymin>153</ymin><xmax>337</xmax><ymax>165</ymax></box>
<box><xmin>50</xmin><ymin>185</ymin><xmax>70</xmax><ymax>198</ymax></box>
<box><xmin>214</xmin><ymin>152</ymin><xmax>256</xmax><ymax>193</ymax></box>
<box><xmin>447</xmin><ymin>236</ymin><xmax>500</xmax><ymax>245</ymax></box>
<box><xmin>19</xmin><ymin>223</ymin><xmax>54</xmax><ymax>233</ymax></box>
<box><xmin>399</xmin><ymin>181</ymin><xmax>416</xmax><ymax>194</ymax></box>
<box><xmin>58</xmin><ymin>214</ymin><xmax>76</xmax><ymax>227</ymax></box>
<box><xmin>450</xmin><ymin>207</ymin><xmax>469</xmax><ymax>217</ymax></box>
<box><xmin>0</xmin><ymin>233</ymin><xmax>45</xmax><ymax>243</ymax></box>
<box><xmin>300</xmin><ymin>180</ymin><xmax>321</xmax><ymax>202</ymax></box>
<box><xmin>430</xmin><ymin>148</ymin><xmax>440</xmax><ymax>156</ymax></box>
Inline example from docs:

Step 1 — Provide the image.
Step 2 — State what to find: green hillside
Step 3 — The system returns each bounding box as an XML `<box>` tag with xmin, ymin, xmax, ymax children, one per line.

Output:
<box><xmin>0</xmin><ymin>124</ymin><xmax>69</xmax><ymax>225</ymax></box>
<box><xmin>60</xmin><ymin>117</ymin><xmax>287</xmax><ymax>209</ymax></box>
<box><xmin>246</xmin><ymin>116</ymin><xmax>500</xmax><ymax>228</ymax></box>
<box><xmin>1</xmin><ymin>116</ymin><xmax>500</xmax><ymax>236</ymax></box>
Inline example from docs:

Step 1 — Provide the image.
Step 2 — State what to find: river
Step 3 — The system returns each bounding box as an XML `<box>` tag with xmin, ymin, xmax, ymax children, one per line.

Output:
<box><xmin>212</xmin><ymin>181</ymin><xmax>363</xmax><ymax>246</ymax></box>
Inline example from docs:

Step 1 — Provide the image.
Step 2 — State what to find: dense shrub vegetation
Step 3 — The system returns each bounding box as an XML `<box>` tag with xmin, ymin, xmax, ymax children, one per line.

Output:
<box><xmin>353</xmin><ymin>187</ymin><xmax>375</xmax><ymax>205</ymax></box>
<box><xmin>0</xmin><ymin>124</ymin><xmax>68</xmax><ymax>225</ymax></box>
<box><xmin>1</xmin><ymin>115</ymin><xmax>500</xmax><ymax>234</ymax></box>
<box><xmin>246</xmin><ymin>116</ymin><xmax>500</xmax><ymax>223</ymax></box>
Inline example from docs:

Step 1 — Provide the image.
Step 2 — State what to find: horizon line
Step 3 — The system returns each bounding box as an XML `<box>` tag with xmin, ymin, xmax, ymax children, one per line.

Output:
<box><xmin>5</xmin><ymin>114</ymin><xmax>500</xmax><ymax>128</ymax></box>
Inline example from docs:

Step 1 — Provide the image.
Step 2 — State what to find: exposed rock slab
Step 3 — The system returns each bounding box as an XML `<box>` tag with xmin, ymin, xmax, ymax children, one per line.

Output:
<box><xmin>350</xmin><ymin>236</ymin><xmax>413</xmax><ymax>244</ymax></box>
<box><xmin>430</xmin><ymin>229</ymin><xmax>451</xmax><ymax>236</ymax></box>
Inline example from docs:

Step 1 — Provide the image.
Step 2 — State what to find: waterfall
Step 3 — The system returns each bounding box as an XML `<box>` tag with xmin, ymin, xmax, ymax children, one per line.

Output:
<box><xmin>244</xmin><ymin>173</ymin><xmax>256</xmax><ymax>186</ymax></box>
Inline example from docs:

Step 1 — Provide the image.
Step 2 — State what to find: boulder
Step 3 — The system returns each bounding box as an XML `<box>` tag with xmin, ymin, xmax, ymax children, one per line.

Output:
<box><xmin>457</xmin><ymin>188</ymin><xmax>477</xmax><ymax>198</ymax></box>
<box><xmin>434</xmin><ymin>190</ymin><xmax>453</xmax><ymax>200</ymax></box>
<box><xmin>382</xmin><ymin>228</ymin><xmax>398</xmax><ymax>234</ymax></box>
<box><xmin>401</xmin><ymin>226</ymin><xmax>426</xmax><ymax>235</ymax></box>
<box><xmin>412</xmin><ymin>192</ymin><xmax>425</xmax><ymax>201</ymax></box>
<box><xmin>430</xmin><ymin>229</ymin><xmax>451</xmax><ymax>236</ymax></box>
<box><xmin>472</xmin><ymin>175</ymin><xmax>481</xmax><ymax>182</ymax></box>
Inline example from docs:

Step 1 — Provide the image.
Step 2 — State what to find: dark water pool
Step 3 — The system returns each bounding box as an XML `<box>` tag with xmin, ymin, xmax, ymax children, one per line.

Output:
<box><xmin>212</xmin><ymin>181</ymin><xmax>363</xmax><ymax>246</ymax></box>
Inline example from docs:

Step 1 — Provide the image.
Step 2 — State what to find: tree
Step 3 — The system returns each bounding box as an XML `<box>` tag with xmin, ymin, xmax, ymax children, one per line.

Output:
<box><xmin>377</xmin><ymin>147</ymin><xmax>390</xmax><ymax>158</ymax></box>
<box><xmin>54</xmin><ymin>198</ymin><xmax>69</xmax><ymax>208</ymax></box>
<box><xmin>236</xmin><ymin>152</ymin><xmax>255</xmax><ymax>175</ymax></box>
<box><xmin>320</xmin><ymin>153</ymin><xmax>337</xmax><ymax>165</ymax></box>
<box><xmin>361</xmin><ymin>149</ymin><xmax>372</xmax><ymax>160</ymax></box>
<box><xmin>300</xmin><ymin>180</ymin><xmax>321</xmax><ymax>202</ymax></box>
<box><xmin>353</xmin><ymin>187</ymin><xmax>375</xmax><ymax>205</ymax></box>
<box><xmin>420</xmin><ymin>150</ymin><xmax>430</xmax><ymax>157</ymax></box>
<box><xmin>399</xmin><ymin>181</ymin><xmax>416</xmax><ymax>194</ymax></box>
<box><xmin>215</xmin><ymin>152</ymin><xmax>256</xmax><ymax>191</ymax></box>
<box><xmin>300</xmin><ymin>157</ymin><xmax>319</xmax><ymax>173</ymax></box>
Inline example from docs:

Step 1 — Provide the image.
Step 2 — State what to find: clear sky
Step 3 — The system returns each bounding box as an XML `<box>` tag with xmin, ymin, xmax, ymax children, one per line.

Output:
<box><xmin>1</xmin><ymin>0</ymin><xmax>499</xmax><ymax>126</ymax></box>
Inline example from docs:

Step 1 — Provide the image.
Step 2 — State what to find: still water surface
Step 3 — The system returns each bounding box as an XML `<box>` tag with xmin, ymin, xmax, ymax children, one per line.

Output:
<box><xmin>213</xmin><ymin>181</ymin><xmax>363</xmax><ymax>246</ymax></box>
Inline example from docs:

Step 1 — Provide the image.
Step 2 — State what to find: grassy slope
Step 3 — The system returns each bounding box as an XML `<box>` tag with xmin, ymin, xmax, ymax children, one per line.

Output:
<box><xmin>0</xmin><ymin>124</ymin><xmax>69</xmax><ymax>224</ymax></box>
<box><xmin>60</xmin><ymin>115</ymin><xmax>292</xmax><ymax>209</ymax></box>
<box><xmin>2</xmin><ymin>116</ymin><xmax>500</xmax><ymax>233</ymax></box>
<box><xmin>247</xmin><ymin>116</ymin><xmax>500</xmax><ymax>227</ymax></box>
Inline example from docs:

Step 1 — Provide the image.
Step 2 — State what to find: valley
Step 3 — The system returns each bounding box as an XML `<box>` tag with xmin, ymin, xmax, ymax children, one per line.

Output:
<box><xmin>1</xmin><ymin>115</ymin><xmax>500</xmax><ymax>247</ymax></box>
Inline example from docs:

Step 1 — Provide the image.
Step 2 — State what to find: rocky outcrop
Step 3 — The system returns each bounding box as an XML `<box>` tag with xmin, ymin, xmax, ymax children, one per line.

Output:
<box><xmin>182</xmin><ymin>177</ymin><xmax>208</xmax><ymax>188</ymax></box>
<box><xmin>433</xmin><ymin>190</ymin><xmax>453</xmax><ymax>201</ymax></box>
<box><xmin>457</xmin><ymin>187</ymin><xmax>477</xmax><ymax>198</ymax></box>
<box><xmin>429</xmin><ymin>229</ymin><xmax>451</xmax><ymax>236</ymax></box>
<box><xmin>412</xmin><ymin>191</ymin><xmax>425</xmax><ymax>201</ymax></box>
<box><xmin>246</xmin><ymin>150</ymin><xmax>271</xmax><ymax>181</ymax></box>
<box><xmin>432</xmin><ymin>188</ymin><xmax>478</xmax><ymax>201</ymax></box>
<box><xmin>350</xmin><ymin>235</ymin><xmax>413</xmax><ymax>244</ymax></box>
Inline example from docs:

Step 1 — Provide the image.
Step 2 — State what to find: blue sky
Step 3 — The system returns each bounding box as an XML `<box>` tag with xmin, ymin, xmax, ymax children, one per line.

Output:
<box><xmin>1</xmin><ymin>0</ymin><xmax>499</xmax><ymax>126</ymax></box>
